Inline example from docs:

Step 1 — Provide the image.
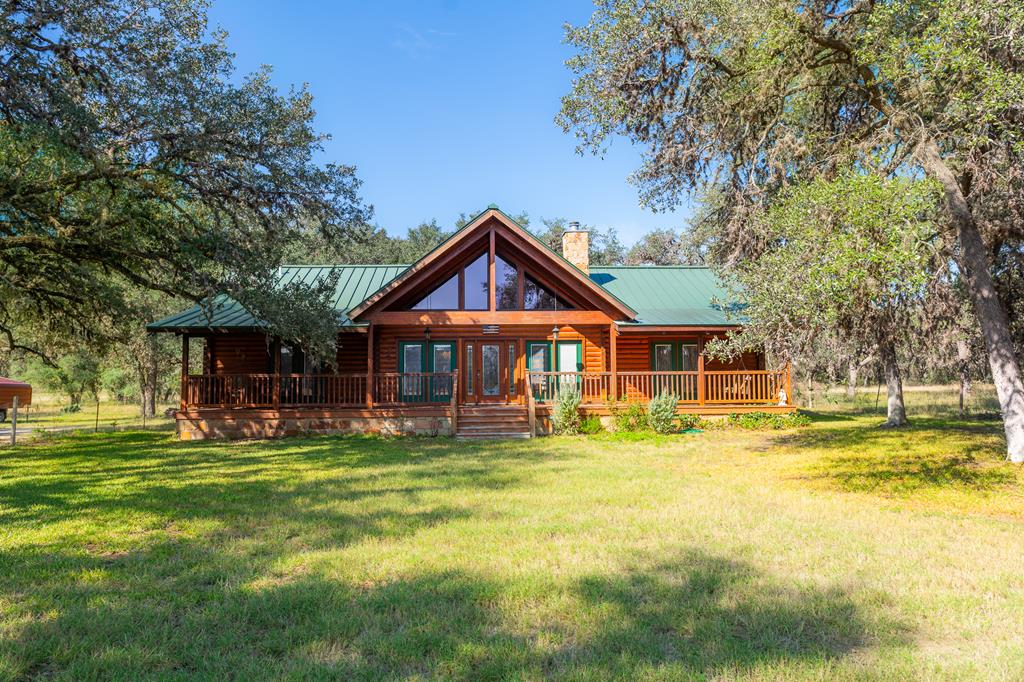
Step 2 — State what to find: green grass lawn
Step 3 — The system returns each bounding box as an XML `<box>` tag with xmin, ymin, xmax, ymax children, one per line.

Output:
<box><xmin>1</xmin><ymin>394</ymin><xmax>1022</xmax><ymax>680</ymax></box>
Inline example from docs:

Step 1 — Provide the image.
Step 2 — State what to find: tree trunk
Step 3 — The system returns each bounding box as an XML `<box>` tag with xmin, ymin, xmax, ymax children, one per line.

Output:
<box><xmin>135</xmin><ymin>337</ymin><xmax>162</xmax><ymax>418</ymax></box>
<box><xmin>957</xmin><ymin>337</ymin><xmax>972</xmax><ymax>417</ymax></box>
<box><xmin>919</xmin><ymin>140</ymin><xmax>1024</xmax><ymax>461</ymax></box>
<box><xmin>846</xmin><ymin>361</ymin><xmax>858</xmax><ymax>400</ymax></box>
<box><xmin>880</xmin><ymin>341</ymin><xmax>907</xmax><ymax>427</ymax></box>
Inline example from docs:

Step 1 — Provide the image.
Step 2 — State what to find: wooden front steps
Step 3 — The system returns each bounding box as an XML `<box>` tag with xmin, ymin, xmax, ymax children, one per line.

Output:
<box><xmin>456</xmin><ymin>405</ymin><xmax>531</xmax><ymax>440</ymax></box>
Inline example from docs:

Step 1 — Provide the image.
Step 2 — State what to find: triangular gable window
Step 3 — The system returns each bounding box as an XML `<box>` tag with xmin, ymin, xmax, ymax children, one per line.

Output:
<box><xmin>411</xmin><ymin>274</ymin><xmax>458</xmax><ymax>310</ymax></box>
<box><xmin>463</xmin><ymin>253</ymin><xmax>488</xmax><ymax>310</ymax></box>
<box><xmin>524</xmin><ymin>275</ymin><xmax>572</xmax><ymax>310</ymax></box>
<box><xmin>409</xmin><ymin>252</ymin><xmax>489</xmax><ymax>311</ymax></box>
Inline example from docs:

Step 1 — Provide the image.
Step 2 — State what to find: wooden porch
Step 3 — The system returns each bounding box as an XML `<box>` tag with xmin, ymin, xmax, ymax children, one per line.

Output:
<box><xmin>180</xmin><ymin>368</ymin><xmax>792</xmax><ymax>411</ymax></box>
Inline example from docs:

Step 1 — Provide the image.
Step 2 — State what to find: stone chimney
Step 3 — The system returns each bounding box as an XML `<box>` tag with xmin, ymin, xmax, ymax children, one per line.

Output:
<box><xmin>562</xmin><ymin>221</ymin><xmax>589</xmax><ymax>273</ymax></box>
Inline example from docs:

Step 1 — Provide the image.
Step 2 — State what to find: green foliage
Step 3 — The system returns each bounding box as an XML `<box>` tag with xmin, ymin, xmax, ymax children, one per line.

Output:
<box><xmin>22</xmin><ymin>353</ymin><xmax>102</xmax><ymax>405</ymax></box>
<box><xmin>60</xmin><ymin>404</ymin><xmax>82</xmax><ymax>415</ymax></box>
<box><xmin>647</xmin><ymin>393</ymin><xmax>679</xmax><ymax>434</ymax></box>
<box><xmin>579</xmin><ymin>415</ymin><xmax>605</xmax><ymax>434</ymax></box>
<box><xmin>609</xmin><ymin>400</ymin><xmax>648</xmax><ymax>432</ymax></box>
<box><xmin>706</xmin><ymin>172</ymin><xmax>940</xmax><ymax>364</ymax></box>
<box><xmin>696</xmin><ymin>412</ymin><xmax>812</xmax><ymax>431</ymax></box>
<box><xmin>552</xmin><ymin>388</ymin><xmax>583</xmax><ymax>435</ymax></box>
<box><xmin>625</xmin><ymin>229</ymin><xmax>689</xmax><ymax>265</ymax></box>
<box><xmin>0</xmin><ymin>0</ymin><xmax>368</xmax><ymax>358</ymax></box>
<box><xmin>677</xmin><ymin>413</ymin><xmax>703</xmax><ymax>431</ymax></box>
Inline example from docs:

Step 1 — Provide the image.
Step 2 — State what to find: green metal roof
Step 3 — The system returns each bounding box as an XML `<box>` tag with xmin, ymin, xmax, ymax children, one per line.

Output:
<box><xmin>147</xmin><ymin>265</ymin><xmax>408</xmax><ymax>331</ymax></box>
<box><xmin>588</xmin><ymin>266</ymin><xmax>741</xmax><ymax>326</ymax></box>
<box><xmin>149</xmin><ymin>262</ymin><xmax>739</xmax><ymax>332</ymax></box>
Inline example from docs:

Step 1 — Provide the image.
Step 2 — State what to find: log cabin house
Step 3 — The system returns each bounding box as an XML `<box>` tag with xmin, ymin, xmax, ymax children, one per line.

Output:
<box><xmin>149</xmin><ymin>206</ymin><xmax>793</xmax><ymax>439</ymax></box>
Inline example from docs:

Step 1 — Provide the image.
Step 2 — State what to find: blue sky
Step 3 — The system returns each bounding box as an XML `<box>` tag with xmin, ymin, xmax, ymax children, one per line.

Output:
<box><xmin>207</xmin><ymin>0</ymin><xmax>692</xmax><ymax>242</ymax></box>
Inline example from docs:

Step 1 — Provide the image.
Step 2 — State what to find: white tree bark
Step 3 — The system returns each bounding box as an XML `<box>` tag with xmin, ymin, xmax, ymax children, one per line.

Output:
<box><xmin>919</xmin><ymin>141</ymin><xmax>1024</xmax><ymax>461</ymax></box>
<box><xmin>880</xmin><ymin>341</ymin><xmax>908</xmax><ymax>427</ymax></box>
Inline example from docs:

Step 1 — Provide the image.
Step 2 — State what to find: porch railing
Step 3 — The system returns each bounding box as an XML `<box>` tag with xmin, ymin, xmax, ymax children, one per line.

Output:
<box><xmin>182</xmin><ymin>368</ymin><xmax>790</xmax><ymax>409</ymax></box>
<box><xmin>704</xmin><ymin>370</ymin><xmax>787</xmax><ymax>404</ymax></box>
<box><xmin>280</xmin><ymin>374</ymin><xmax>367</xmax><ymax>407</ymax></box>
<box><xmin>528</xmin><ymin>372</ymin><xmax>611</xmax><ymax>403</ymax></box>
<box><xmin>184</xmin><ymin>373</ymin><xmax>368</xmax><ymax>408</ymax></box>
<box><xmin>373</xmin><ymin>372</ymin><xmax>456</xmax><ymax>405</ymax></box>
<box><xmin>615</xmin><ymin>371</ymin><xmax>700</xmax><ymax>404</ymax></box>
<box><xmin>184</xmin><ymin>373</ymin><xmax>276</xmax><ymax>408</ymax></box>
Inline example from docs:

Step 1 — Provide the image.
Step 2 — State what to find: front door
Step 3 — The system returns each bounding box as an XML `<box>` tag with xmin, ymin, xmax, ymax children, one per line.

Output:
<box><xmin>557</xmin><ymin>341</ymin><xmax>582</xmax><ymax>393</ymax></box>
<box><xmin>464</xmin><ymin>340</ymin><xmax>509</xmax><ymax>403</ymax></box>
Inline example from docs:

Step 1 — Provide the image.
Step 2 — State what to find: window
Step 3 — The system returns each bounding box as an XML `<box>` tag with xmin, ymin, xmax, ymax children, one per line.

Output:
<box><xmin>508</xmin><ymin>343</ymin><xmax>516</xmax><ymax>395</ymax></box>
<box><xmin>412</xmin><ymin>274</ymin><xmax>459</xmax><ymax>310</ymax></box>
<box><xmin>466</xmin><ymin>345</ymin><xmax>474</xmax><ymax>394</ymax></box>
<box><xmin>400</xmin><ymin>342</ymin><xmax>424</xmax><ymax>398</ymax></box>
<box><xmin>680</xmin><ymin>343</ymin><xmax>698</xmax><ymax>371</ymax></box>
<box><xmin>654</xmin><ymin>344</ymin><xmax>674</xmax><ymax>372</ymax></box>
<box><xmin>463</xmin><ymin>253</ymin><xmax>488</xmax><ymax>310</ymax></box>
<box><xmin>431</xmin><ymin>342</ymin><xmax>453</xmax><ymax>400</ymax></box>
<box><xmin>524</xmin><ymin>275</ymin><xmax>572</xmax><ymax>310</ymax></box>
<box><xmin>527</xmin><ymin>342</ymin><xmax>550</xmax><ymax>398</ymax></box>
<box><xmin>495</xmin><ymin>254</ymin><xmax>518</xmax><ymax>310</ymax></box>
<box><xmin>650</xmin><ymin>342</ymin><xmax>701</xmax><ymax>371</ymax></box>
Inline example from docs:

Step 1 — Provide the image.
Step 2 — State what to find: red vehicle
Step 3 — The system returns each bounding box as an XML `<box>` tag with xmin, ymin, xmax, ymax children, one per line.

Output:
<box><xmin>0</xmin><ymin>378</ymin><xmax>32</xmax><ymax>422</ymax></box>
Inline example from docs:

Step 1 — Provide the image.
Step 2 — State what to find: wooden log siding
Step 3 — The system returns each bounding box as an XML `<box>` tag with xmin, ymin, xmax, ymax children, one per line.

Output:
<box><xmin>207</xmin><ymin>333</ymin><xmax>273</xmax><ymax>374</ymax></box>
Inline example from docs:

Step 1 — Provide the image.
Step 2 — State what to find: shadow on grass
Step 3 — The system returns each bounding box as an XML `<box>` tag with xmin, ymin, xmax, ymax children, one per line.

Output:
<box><xmin>0</xmin><ymin>431</ymin><xmax>548</xmax><ymax>527</ymax></box>
<box><xmin>0</xmin><ymin>542</ymin><xmax>903</xmax><ymax>679</ymax></box>
<box><xmin>0</xmin><ymin>430</ymin><xmax>909</xmax><ymax>678</ymax></box>
<box><xmin>773</xmin><ymin>418</ymin><xmax>1016</xmax><ymax>496</ymax></box>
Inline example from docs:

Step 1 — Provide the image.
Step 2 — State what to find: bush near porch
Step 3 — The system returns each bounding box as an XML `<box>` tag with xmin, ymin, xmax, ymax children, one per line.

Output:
<box><xmin>0</xmin><ymin>387</ymin><xmax>1021</xmax><ymax>679</ymax></box>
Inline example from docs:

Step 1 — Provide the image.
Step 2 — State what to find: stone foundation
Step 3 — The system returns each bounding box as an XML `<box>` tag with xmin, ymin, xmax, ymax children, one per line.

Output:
<box><xmin>178</xmin><ymin>414</ymin><xmax>452</xmax><ymax>440</ymax></box>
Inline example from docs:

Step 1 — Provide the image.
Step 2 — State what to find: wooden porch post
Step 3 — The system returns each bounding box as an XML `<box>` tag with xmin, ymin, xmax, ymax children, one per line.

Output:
<box><xmin>450</xmin><ymin>369</ymin><xmax>459</xmax><ymax>435</ymax></box>
<box><xmin>697</xmin><ymin>335</ymin><xmax>706</xmax><ymax>406</ymax></box>
<box><xmin>527</xmin><ymin>387</ymin><xmax>536</xmax><ymax>437</ymax></box>
<box><xmin>366</xmin><ymin>323</ymin><xmax>375</xmax><ymax>408</ymax></box>
<box><xmin>179</xmin><ymin>333</ymin><xmax>190</xmax><ymax>411</ymax></box>
<box><xmin>609</xmin><ymin>323</ymin><xmax>617</xmax><ymax>401</ymax></box>
<box><xmin>785</xmin><ymin>361</ymin><xmax>793</xmax><ymax>405</ymax></box>
<box><xmin>272</xmin><ymin>337</ymin><xmax>281</xmax><ymax>410</ymax></box>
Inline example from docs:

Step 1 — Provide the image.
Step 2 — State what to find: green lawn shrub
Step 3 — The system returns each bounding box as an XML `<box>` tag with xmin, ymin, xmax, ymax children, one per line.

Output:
<box><xmin>552</xmin><ymin>387</ymin><xmax>582</xmax><ymax>435</ymax></box>
<box><xmin>647</xmin><ymin>393</ymin><xmax>678</xmax><ymax>433</ymax></box>
<box><xmin>609</xmin><ymin>400</ymin><xmax>648</xmax><ymax>432</ymax></box>
<box><xmin>695</xmin><ymin>411</ymin><xmax>811</xmax><ymax>430</ymax></box>
<box><xmin>579</xmin><ymin>415</ymin><xmax>604</xmax><ymax>434</ymax></box>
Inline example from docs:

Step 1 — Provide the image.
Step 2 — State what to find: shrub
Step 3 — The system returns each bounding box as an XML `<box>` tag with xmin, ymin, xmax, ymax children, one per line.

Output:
<box><xmin>60</xmin><ymin>404</ymin><xmax>82</xmax><ymax>414</ymax></box>
<box><xmin>677</xmin><ymin>413</ymin><xmax>703</xmax><ymax>430</ymax></box>
<box><xmin>551</xmin><ymin>387</ymin><xmax>582</xmax><ymax>435</ymax></box>
<box><xmin>647</xmin><ymin>393</ymin><xmax>678</xmax><ymax>434</ymax></box>
<box><xmin>612</xmin><ymin>401</ymin><xmax>648</xmax><ymax>432</ymax></box>
<box><xmin>580</xmin><ymin>415</ymin><xmax>604</xmax><ymax>434</ymax></box>
<box><xmin>724</xmin><ymin>411</ymin><xmax>812</xmax><ymax>430</ymax></box>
